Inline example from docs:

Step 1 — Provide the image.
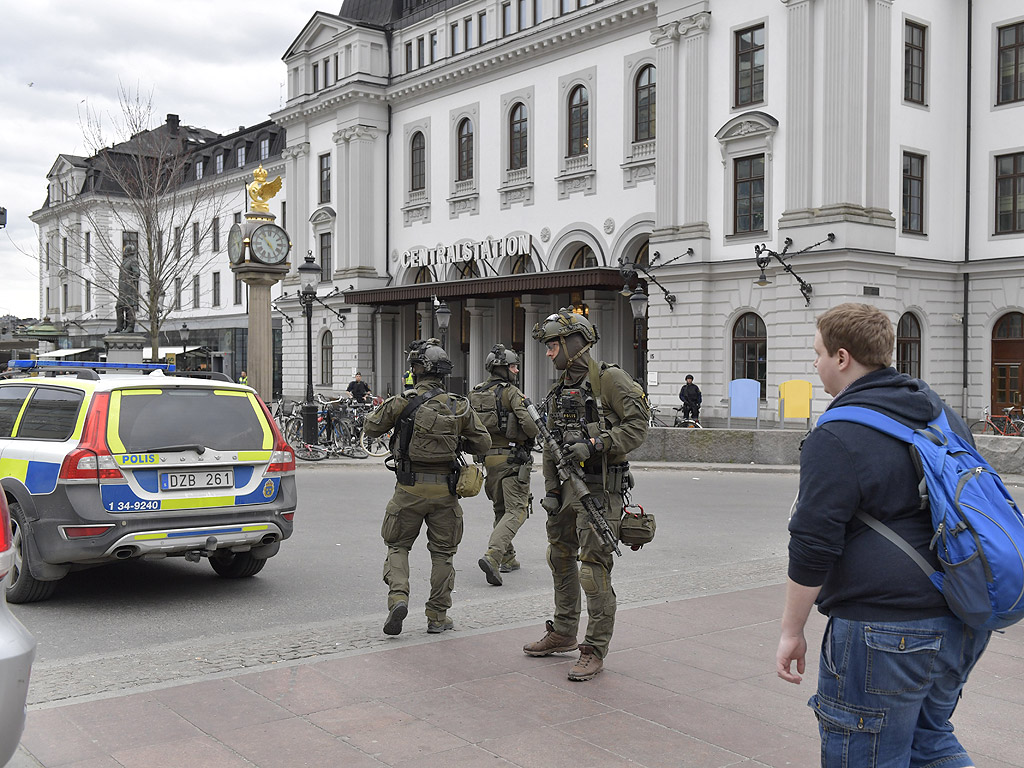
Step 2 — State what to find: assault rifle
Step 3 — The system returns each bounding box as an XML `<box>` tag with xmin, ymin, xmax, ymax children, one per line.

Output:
<box><xmin>523</xmin><ymin>398</ymin><xmax>621</xmax><ymax>556</ymax></box>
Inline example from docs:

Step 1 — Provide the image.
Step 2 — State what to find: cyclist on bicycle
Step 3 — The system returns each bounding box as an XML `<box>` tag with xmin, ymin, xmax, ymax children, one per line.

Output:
<box><xmin>678</xmin><ymin>375</ymin><xmax>702</xmax><ymax>423</ymax></box>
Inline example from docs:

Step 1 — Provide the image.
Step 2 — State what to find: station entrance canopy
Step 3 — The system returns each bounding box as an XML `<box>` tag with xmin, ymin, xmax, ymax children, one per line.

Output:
<box><xmin>343</xmin><ymin>267</ymin><xmax>624</xmax><ymax>306</ymax></box>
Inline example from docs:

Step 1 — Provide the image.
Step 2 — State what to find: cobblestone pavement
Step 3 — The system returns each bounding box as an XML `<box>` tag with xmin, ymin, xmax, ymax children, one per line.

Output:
<box><xmin>27</xmin><ymin>556</ymin><xmax>786</xmax><ymax>706</ymax></box>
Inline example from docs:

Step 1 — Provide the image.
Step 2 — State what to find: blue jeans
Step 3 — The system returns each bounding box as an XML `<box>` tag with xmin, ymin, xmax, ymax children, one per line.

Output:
<box><xmin>810</xmin><ymin>615</ymin><xmax>990</xmax><ymax>768</ymax></box>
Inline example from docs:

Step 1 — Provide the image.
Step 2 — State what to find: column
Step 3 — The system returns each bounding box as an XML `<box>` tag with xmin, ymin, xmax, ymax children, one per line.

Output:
<box><xmin>821</xmin><ymin>0</ymin><xmax>864</xmax><ymax>209</ymax></box>
<box><xmin>518</xmin><ymin>297</ymin><xmax>552</xmax><ymax>403</ymax></box>
<box><xmin>376</xmin><ymin>306</ymin><xmax>400</xmax><ymax>396</ymax></box>
<box><xmin>465</xmin><ymin>301</ymin><xmax>493</xmax><ymax>387</ymax></box>
<box><xmin>281</xmin><ymin>142</ymin><xmax>310</xmax><ymax>277</ymax></box>
<box><xmin>583</xmin><ymin>294</ymin><xmax>617</xmax><ymax>364</ymax></box>
<box><xmin>650</xmin><ymin>21</ymin><xmax>681</xmax><ymax>235</ymax></box>
<box><xmin>865</xmin><ymin>0</ymin><xmax>893</xmax><ymax>217</ymax></box>
<box><xmin>240</xmin><ymin>273</ymin><xmax>280</xmax><ymax>402</ymax></box>
<box><xmin>780</xmin><ymin>0</ymin><xmax>815</xmax><ymax>223</ymax></box>
<box><xmin>679</xmin><ymin>12</ymin><xmax>711</xmax><ymax>236</ymax></box>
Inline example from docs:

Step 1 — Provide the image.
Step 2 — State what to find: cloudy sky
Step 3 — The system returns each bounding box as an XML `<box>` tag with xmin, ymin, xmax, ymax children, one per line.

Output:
<box><xmin>0</xmin><ymin>0</ymin><xmax>332</xmax><ymax>319</ymax></box>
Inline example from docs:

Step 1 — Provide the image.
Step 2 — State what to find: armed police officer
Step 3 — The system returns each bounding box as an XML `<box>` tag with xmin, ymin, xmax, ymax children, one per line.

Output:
<box><xmin>363</xmin><ymin>339</ymin><xmax>490</xmax><ymax>636</ymax></box>
<box><xmin>523</xmin><ymin>309</ymin><xmax>649</xmax><ymax>680</ymax></box>
<box><xmin>470</xmin><ymin>344</ymin><xmax>540</xmax><ymax>586</ymax></box>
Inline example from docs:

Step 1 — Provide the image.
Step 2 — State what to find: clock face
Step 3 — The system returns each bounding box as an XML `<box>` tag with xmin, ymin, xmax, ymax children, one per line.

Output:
<box><xmin>250</xmin><ymin>224</ymin><xmax>290</xmax><ymax>265</ymax></box>
<box><xmin>227</xmin><ymin>224</ymin><xmax>245</xmax><ymax>264</ymax></box>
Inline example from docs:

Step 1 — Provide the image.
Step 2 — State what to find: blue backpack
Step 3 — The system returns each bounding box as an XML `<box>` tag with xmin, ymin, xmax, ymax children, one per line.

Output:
<box><xmin>816</xmin><ymin>405</ymin><xmax>1024</xmax><ymax>631</ymax></box>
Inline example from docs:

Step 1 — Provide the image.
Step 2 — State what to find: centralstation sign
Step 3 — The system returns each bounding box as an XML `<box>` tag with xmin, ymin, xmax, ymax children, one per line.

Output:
<box><xmin>401</xmin><ymin>233</ymin><xmax>532</xmax><ymax>270</ymax></box>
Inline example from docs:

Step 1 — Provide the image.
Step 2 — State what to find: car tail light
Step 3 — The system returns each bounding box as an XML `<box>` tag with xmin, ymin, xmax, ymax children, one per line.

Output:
<box><xmin>59</xmin><ymin>392</ymin><xmax>124</xmax><ymax>482</ymax></box>
<box><xmin>256</xmin><ymin>397</ymin><xmax>295</xmax><ymax>474</ymax></box>
<box><xmin>61</xmin><ymin>525</ymin><xmax>116</xmax><ymax>539</ymax></box>
<box><xmin>0</xmin><ymin>495</ymin><xmax>11</xmax><ymax>552</ymax></box>
<box><xmin>281</xmin><ymin>512</ymin><xmax>294</xmax><ymax>522</ymax></box>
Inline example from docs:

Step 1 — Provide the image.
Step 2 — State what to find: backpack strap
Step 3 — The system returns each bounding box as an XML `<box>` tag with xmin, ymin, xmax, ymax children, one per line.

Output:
<box><xmin>816</xmin><ymin>406</ymin><xmax>914</xmax><ymax>442</ymax></box>
<box><xmin>854</xmin><ymin>511</ymin><xmax>937</xmax><ymax>578</ymax></box>
<box><xmin>396</xmin><ymin>386</ymin><xmax>445</xmax><ymax>459</ymax></box>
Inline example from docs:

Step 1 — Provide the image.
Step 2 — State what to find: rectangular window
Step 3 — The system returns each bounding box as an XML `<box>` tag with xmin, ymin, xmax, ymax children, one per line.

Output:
<box><xmin>334</xmin><ymin>53</ymin><xmax>339</xmax><ymax>81</ymax></box>
<box><xmin>192</xmin><ymin>275</ymin><xmax>200</xmax><ymax>309</ymax></box>
<box><xmin>195</xmin><ymin>161</ymin><xmax>203</xmax><ymax>181</ymax></box>
<box><xmin>62</xmin><ymin>283</ymin><xmax>68</xmax><ymax>312</ymax></box>
<box><xmin>995</xmin><ymin>151</ymin><xmax>1024</xmax><ymax>234</ymax></box>
<box><xmin>212</xmin><ymin>272</ymin><xmax>221</xmax><ymax>307</ymax></box>
<box><xmin>319</xmin><ymin>232</ymin><xmax>332</xmax><ymax>277</ymax></box>
<box><xmin>281</xmin><ymin>201</ymin><xmax>286</xmax><ymax>230</ymax></box>
<box><xmin>904</xmin><ymin>21</ymin><xmax>926</xmax><ymax>104</ymax></box>
<box><xmin>174</xmin><ymin>277</ymin><xmax>183</xmax><ymax>311</ymax></box>
<box><xmin>260</xmin><ymin>137</ymin><xmax>269</xmax><ymax>160</ymax></box>
<box><xmin>518</xmin><ymin>0</ymin><xmax>528</xmax><ymax>29</ymax></box>
<box><xmin>417</xmin><ymin>36</ymin><xmax>425</xmax><ymax>67</ymax></box>
<box><xmin>234</xmin><ymin>275</ymin><xmax>244</xmax><ymax>305</ymax></box>
<box><xmin>84</xmin><ymin>231</ymin><xmax>91</xmax><ymax>263</ymax></box>
<box><xmin>735</xmin><ymin>24</ymin><xmax>766</xmax><ymax>107</ymax></box>
<box><xmin>319</xmin><ymin>153</ymin><xmax>331</xmax><ymax>204</ymax></box>
<box><xmin>233</xmin><ymin>212</ymin><xmax>242</xmax><ymax>226</ymax></box>
<box><xmin>406</xmin><ymin>41</ymin><xmax>414</xmax><ymax>71</ymax></box>
<box><xmin>45</xmin><ymin>242</ymin><xmax>49</xmax><ymax>270</ymax></box>
<box><xmin>502</xmin><ymin>2</ymin><xmax>513</xmax><ymax>36</ymax></box>
<box><xmin>430</xmin><ymin>31</ymin><xmax>438</xmax><ymax>62</ymax></box>
<box><xmin>534</xmin><ymin>0</ymin><xmax>543</xmax><ymax>24</ymax></box>
<box><xmin>236</xmin><ymin>146</ymin><xmax>245</xmax><ymax>168</ymax></box>
<box><xmin>734</xmin><ymin>154</ymin><xmax>765</xmax><ymax>234</ymax></box>
<box><xmin>312</xmin><ymin>62</ymin><xmax>320</xmax><ymax>91</ymax></box>
<box><xmin>16</xmin><ymin>388</ymin><xmax>84</xmax><ymax>441</ymax></box>
<box><xmin>62</xmin><ymin>237</ymin><xmax>68</xmax><ymax>267</ymax></box>
<box><xmin>211</xmin><ymin>217</ymin><xmax>220</xmax><ymax>251</ymax></box>
<box><xmin>902</xmin><ymin>152</ymin><xmax>925</xmax><ymax>234</ymax></box>
<box><xmin>464</xmin><ymin>18</ymin><xmax>473</xmax><ymax>49</ymax></box>
<box><xmin>451</xmin><ymin>23</ymin><xmax>461</xmax><ymax>55</ymax></box>
<box><xmin>215</xmin><ymin>153</ymin><xmax>224</xmax><ymax>174</ymax></box>
<box><xmin>479</xmin><ymin>12</ymin><xmax>488</xmax><ymax>45</ymax></box>
<box><xmin>561</xmin><ymin>0</ymin><xmax>575</xmax><ymax>15</ymax></box>
<box><xmin>85</xmin><ymin>281</ymin><xmax>91</xmax><ymax>312</ymax></box>
<box><xmin>997</xmin><ymin>22</ymin><xmax>1024</xmax><ymax>105</ymax></box>
<box><xmin>192</xmin><ymin>221</ymin><xmax>200</xmax><ymax>255</ymax></box>
<box><xmin>174</xmin><ymin>226</ymin><xmax>182</xmax><ymax>259</ymax></box>
<box><xmin>324</xmin><ymin>57</ymin><xmax>330</xmax><ymax>84</ymax></box>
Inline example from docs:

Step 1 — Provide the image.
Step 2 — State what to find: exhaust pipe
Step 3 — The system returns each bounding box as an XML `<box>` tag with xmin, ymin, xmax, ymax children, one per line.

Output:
<box><xmin>260</xmin><ymin>534</ymin><xmax>277</xmax><ymax>545</ymax></box>
<box><xmin>113</xmin><ymin>546</ymin><xmax>137</xmax><ymax>559</ymax></box>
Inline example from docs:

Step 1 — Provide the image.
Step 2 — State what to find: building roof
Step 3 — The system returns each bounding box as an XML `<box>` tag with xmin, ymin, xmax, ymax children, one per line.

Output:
<box><xmin>338</xmin><ymin>0</ymin><xmax>476</xmax><ymax>30</ymax></box>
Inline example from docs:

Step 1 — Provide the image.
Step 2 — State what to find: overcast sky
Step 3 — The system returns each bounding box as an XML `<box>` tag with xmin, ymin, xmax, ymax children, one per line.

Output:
<box><xmin>0</xmin><ymin>0</ymin><xmax>332</xmax><ymax>319</ymax></box>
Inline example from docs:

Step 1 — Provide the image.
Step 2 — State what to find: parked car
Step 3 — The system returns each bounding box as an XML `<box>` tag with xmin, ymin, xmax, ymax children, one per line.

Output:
<box><xmin>0</xmin><ymin>361</ymin><xmax>297</xmax><ymax>603</ymax></box>
<box><xmin>0</xmin><ymin>491</ymin><xmax>35</xmax><ymax>764</ymax></box>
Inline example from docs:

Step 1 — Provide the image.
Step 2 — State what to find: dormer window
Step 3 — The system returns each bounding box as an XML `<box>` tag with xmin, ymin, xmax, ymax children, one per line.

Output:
<box><xmin>260</xmin><ymin>137</ymin><xmax>270</xmax><ymax>160</ymax></box>
<box><xmin>195</xmin><ymin>161</ymin><xmax>204</xmax><ymax>181</ymax></box>
<box><xmin>216</xmin><ymin>153</ymin><xmax>224</xmax><ymax>174</ymax></box>
<box><xmin>236</xmin><ymin>146</ymin><xmax>245</xmax><ymax>168</ymax></box>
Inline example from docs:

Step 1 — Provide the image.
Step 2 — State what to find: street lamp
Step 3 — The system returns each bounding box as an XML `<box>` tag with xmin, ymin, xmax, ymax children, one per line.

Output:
<box><xmin>180</xmin><ymin>323</ymin><xmax>189</xmax><ymax>370</ymax></box>
<box><xmin>629</xmin><ymin>288</ymin><xmax>648</xmax><ymax>392</ymax></box>
<box><xmin>298</xmin><ymin>251</ymin><xmax>323</xmax><ymax>444</ymax></box>
<box><xmin>434</xmin><ymin>300</ymin><xmax>451</xmax><ymax>351</ymax></box>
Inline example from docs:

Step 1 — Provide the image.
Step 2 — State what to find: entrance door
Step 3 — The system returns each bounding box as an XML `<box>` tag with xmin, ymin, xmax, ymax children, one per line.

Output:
<box><xmin>991</xmin><ymin>312</ymin><xmax>1024</xmax><ymax>414</ymax></box>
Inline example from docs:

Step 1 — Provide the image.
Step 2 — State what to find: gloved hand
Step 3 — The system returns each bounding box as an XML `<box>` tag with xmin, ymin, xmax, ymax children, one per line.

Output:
<box><xmin>540</xmin><ymin>493</ymin><xmax>562</xmax><ymax>515</ymax></box>
<box><xmin>564</xmin><ymin>438</ymin><xmax>598</xmax><ymax>463</ymax></box>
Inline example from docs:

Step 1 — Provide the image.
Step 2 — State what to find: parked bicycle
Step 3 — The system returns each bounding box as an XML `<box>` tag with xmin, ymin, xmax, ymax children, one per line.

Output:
<box><xmin>345</xmin><ymin>396</ymin><xmax>393</xmax><ymax>457</ymax></box>
<box><xmin>648</xmin><ymin>403</ymin><xmax>673</xmax><ymax>427</ymax></box>
<box><xmin>969</xmin><ymin>405</ymin><xmax>1024</xmax><ymax>436</ymax></box>
<box><xmin>271</xmin><ymin>397</ymin><xmax>329</xmax><ymax>461</ymax></box>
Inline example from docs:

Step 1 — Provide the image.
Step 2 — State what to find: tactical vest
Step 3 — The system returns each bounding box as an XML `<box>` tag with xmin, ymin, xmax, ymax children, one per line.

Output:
<box><xmin>468</xmin><ymin>381</ymin><xmax>509</xmax><ymax>434</ymax></box>
<box><xmin>390</xmin><ymin>386</ymin><xmax>463</xmax><ymax>484</ymax></box>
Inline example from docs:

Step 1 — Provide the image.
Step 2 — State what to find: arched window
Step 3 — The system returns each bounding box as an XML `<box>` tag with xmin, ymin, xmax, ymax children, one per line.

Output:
<box><xmin>896</xmin><ymin>313</ymin><xmax>921</xmax><ymax>378</ymax></box>
<box><xmin>634</xmin><ymin>65</ymin><xmax>656</xmax><ymax>142</ymax></box>
<box><xmin>457</xmin><ymin>118</ymin><xmax>474</xmax><ymax>181</ymax></box>
<box><xmin>994</xmin><ymin>311</ymin><xmax>1024</xmax><ymax>338</ymax></box>
<box><xmin>413</xmin><ymin>267</ymin><xmax>432</xmax><ymax>284</ymax></box>
<box><xmin>410</xmin><ymin>131</ymin><xmax>425</xmax><ymax>191</ymax></box>
<box><xmin>320</xmin><ymin>330</ymin><xmax>333</xmax><ymax>385</ymax></box>
<box><xmin>568</xmin><ymin>245</ymin><xmax>596</xmax><ymax>269</ymax></box>
<box><xmin>991</xmin><ymin>312</ymin><xmax>1024</xmax><ymax>413</ymax></box>
<box><xmin>511</xmin><ymin>252</ymin><xmax>532</xmax><ymax>274</ymax></box>
<box><xmin>509</xmin><ymin>102</ymin><xmax>528</xmax><ymax>170</ymax></box>
<box><xmin>457</xmin><ymin>259</ymin><xmax>481</xmax><ymax>278</ymax></box>
<box><xmin>732</xmin><ymin>312</ymin><xmax>767</xmax><ymax>398</ymax></box>
<box><xmin>568</xmin><ymin>85</ymin><xmax>589</xmax><ymax>157</ymax></box>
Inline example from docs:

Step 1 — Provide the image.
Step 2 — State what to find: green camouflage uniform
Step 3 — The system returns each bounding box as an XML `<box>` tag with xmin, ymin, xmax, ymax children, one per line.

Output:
<box><xmin>542</xmin><ymin>358</ymin><xmax>649</xmax><ymax>659</ymax></box>
<box><xmin>472</xmin><ymin>376</ymin><xmax>540</xmax><ymax>568</ymax></box>
<box><xmin>364</xmin><ymin>375</ymin><xmax>491</xmax><ymax>623</ymax></box>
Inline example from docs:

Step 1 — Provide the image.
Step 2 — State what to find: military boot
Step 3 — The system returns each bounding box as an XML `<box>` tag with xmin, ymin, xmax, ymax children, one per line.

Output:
<box><xmin>427</xmin><ymin>616</ymin><xmax>454</xmax><ymax>634</ymax></box>
<box><xmin>383</xmin><ymin>601</ymin><xmax>408</xmax><ymax>636</ymax></box>
<box><xmin>499</xmin><ymin>557</ymin><xmax>520</xmax><ymax>573</ymax></box>
<box><xmin>567</xmin><ymin>644</ymin><xmax>603</xmax><ymax>681</ymax></box>
<box><xmin>523</xmin><ymin>620</ymin><xmax>578</xmax><ymax>656</ymax></box>
<box><xmin>478</xmin><ymin>555</ymin><xmax>503</xmax><ymax>586</ymax></box>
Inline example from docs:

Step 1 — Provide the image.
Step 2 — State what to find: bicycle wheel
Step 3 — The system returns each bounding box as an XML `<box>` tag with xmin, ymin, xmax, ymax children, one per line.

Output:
<box><xmin>282</xmin><ymin>417</ymin><xmax>302</xmax><ymax>447</ymax></box>
<box><xmin>1011</xmin><ymin>419</ymin><xmax>1024</xmax><ymax>437</ymax></box>
<box><xmin>969</xmin><ymin>420</ymin><xmax>994</xmax><ymax>436</ymax></box>
<box><xmin>293</xmin><ymin>442</ymin><xmax>329</xmax><ymax>461</ymax></box>
<box><xmin>360</xmin><ymin>428</ymin><xmax>393</xmax><ymax>457</ymax></box>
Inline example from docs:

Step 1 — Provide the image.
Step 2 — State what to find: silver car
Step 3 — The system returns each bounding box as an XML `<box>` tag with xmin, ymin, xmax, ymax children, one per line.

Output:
<box><xmin>0</xmin><ymin>491</ymin><xmax>35</xmax><ymax>765</ymax></box>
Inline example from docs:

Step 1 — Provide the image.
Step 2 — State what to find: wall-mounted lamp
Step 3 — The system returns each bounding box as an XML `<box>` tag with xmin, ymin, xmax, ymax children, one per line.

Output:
<box><xmin>952</xmin><ymin>313</ymin><xmax>964</xmax><ymax>325</ymax></box>
<box><xmin>617</xmin><ymin>247</ymin><xmax>692</xmax><ymax>312</ymax></box>
<box><xmin>753</xmin><ymin>233</ymin><xmax>834</xmax><ymax>306</ymax></box>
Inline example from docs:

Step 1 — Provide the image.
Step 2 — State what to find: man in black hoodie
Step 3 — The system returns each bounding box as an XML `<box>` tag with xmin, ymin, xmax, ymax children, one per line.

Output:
<box><xmin>776</xmin><ymin>303</ymin><xmax>990</xmax><ymax>768</ymax></box>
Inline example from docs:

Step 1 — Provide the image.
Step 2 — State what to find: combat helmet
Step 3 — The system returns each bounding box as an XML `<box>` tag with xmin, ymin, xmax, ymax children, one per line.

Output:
<box><xmin>407</xmin><ymin>338</ymin><xmax>453</xmax><ymax>376</ymax></box>
<box><xmin>485</xmin><ymin>343</ymin><xmax>520</xmax><ymax>372</ymax></box>
<box><xmin>532</xmin><ymin>308</ymin><xmax>599</xmax><ymax>364</ymax></box>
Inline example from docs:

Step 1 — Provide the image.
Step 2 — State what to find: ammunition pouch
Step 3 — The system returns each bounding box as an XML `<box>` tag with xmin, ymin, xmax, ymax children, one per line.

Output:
<box><xmin>619</xmin><ymin>505</ymin><xmax>656</xmax><ymax>550</ymax></box>
<box><xmin>454</xmin><ymin>463</ymin><xmax>484</xmax><ymax>498</ymax></box>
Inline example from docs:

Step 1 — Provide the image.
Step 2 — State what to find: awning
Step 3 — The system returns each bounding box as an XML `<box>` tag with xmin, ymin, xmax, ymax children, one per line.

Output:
<box><xmin>144</xmin><ymin>346</ymin><xmax>204</xmax><ymax>360</ymax></box>
<box><xmin>38</xmin><ymin>347</ymin><xmax>97</xmax><ymax>359</ymax></box>
<box><xmin>343</xmin><ymin>267</ymin><xmax>625</xmax><ymax>306</ymax></box>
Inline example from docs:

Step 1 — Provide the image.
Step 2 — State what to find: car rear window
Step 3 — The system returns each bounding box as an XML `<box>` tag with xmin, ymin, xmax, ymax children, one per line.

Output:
<box><xmin>0</xmin><ymin>385</ymin><xmax>33</xmax><ymax>438</ymax></box>
<box><xmin>110</xmin><ymin>388</ymin><xmax>271</xmax><ymax>453</ymax></box>
<box><xmin>16</xmin><ymin>387</ymin><xmax>84</xmax><ymax>441</ymax></box>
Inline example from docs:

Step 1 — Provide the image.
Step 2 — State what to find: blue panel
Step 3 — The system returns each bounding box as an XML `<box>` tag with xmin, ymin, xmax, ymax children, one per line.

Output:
<box><xmin>235</xmin><ymin>478</ymin><xmax>279</xmax><ymax>505</ymax></box>
<box><xmin>25</xmin><ymin>461</ymin><xmax>60</xmax><ymax>495</ymax></box>
<box><xmin>131</xmin><ymin>469</ymin><xmax>160</xmax><ymax>493</ymax></box>
<box><xmin>234</xmin><ymin>466</ymin><xmax>254</xmax><ymax>486</ymax></box>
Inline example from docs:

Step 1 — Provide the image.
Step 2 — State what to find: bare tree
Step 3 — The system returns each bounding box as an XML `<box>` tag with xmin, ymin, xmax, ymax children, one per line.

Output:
<box><xmin>53</xmin><ymin>84</ymin><xmax>229</xmax><ymax>357</ymax></box>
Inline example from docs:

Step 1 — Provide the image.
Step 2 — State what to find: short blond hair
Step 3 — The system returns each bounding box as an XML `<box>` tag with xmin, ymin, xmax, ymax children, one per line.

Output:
<box><xmin>816</xmin><ymin>303</ymin><xmax>894</xmax><ymax>369</ymax></box>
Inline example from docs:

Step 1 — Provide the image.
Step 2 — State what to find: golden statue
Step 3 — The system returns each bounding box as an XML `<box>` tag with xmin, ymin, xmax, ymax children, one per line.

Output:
<box><xmin>247</xmin><ymin>165</ymin><xmax>283</xmax><ymax>213</ymax></box>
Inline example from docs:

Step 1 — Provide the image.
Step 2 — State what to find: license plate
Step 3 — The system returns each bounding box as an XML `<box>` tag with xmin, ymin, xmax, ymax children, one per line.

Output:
<box><xmin>160</xmin><ymin>470</ymin><xmax>235</xmax><ymax>491</ymax></box>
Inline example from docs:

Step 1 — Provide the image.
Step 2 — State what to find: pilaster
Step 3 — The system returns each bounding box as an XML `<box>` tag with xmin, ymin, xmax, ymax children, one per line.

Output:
<box><xmin>822</xmin><ymin>0</ymin><xmax>864</xmax><ymax>208</ymax></box>
<box><xmin>780</xmin><ymin>0</ymin><xmax>815</xmax><ymax>225</ymax></box>
<box><xmin>281</xmin><ymin>142</ymin><xmax>310</xmax><ymax>279</ymax></box>
<box><xmin>865</xmin><ymin>0</ymin><xmax>894</xmax><ymax>216</ymax></box>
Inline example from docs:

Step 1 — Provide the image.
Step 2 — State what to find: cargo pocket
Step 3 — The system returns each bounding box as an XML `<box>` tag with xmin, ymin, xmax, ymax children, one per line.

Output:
<box><xmin>810</xmin><ymin>694</ymin><xmax>884</xmax><ymax>768</ymax></box>
<box><xmin>381</xmin><ymin>500</ymin><xmax>402</xmax><ymax>544</ymax></box>
<box><xmin>864</xmin><ymin>626</ymin><xmax>941</xmax><ymax>694</ymax></box>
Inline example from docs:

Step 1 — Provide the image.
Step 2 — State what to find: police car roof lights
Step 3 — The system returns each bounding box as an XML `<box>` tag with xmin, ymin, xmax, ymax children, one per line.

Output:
<box><xmin>5</xmin><ymin>360</ymin><xmax>176</xmax><ymax>380</ymax></box>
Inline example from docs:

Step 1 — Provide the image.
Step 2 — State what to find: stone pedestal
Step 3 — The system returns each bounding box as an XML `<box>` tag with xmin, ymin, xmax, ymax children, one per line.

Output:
<box><xmin>104</xmin><ymin>333</ymin><xmax>147</xmax><ymax>368</ymax></box>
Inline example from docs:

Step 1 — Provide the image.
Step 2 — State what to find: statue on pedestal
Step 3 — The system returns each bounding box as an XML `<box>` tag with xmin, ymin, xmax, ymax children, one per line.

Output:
<box><xmin>114</xmin><ymin>244</ymin><xmax>141</xmax><ymax>333</ymax></box>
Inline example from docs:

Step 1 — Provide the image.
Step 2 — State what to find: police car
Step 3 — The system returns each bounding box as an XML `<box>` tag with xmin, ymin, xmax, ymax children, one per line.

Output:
<box><xmin>0</xmin><ymin>361</ymin><xmax>296</xmax><ymax>603</ymax></box>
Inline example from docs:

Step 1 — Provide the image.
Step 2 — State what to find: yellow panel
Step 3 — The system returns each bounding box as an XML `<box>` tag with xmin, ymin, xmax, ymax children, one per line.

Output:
<box><xmin>106</xmin><ymin>391</ymin><xmax>126</xmax><ymax>454</ymax></box>
<box><xmin>246</xmin><ymin>393</ymin><xmax>273</xmax><ymax>449</ymax></box>
<box><xmin>0</xmin><ymin>457</ymin><xmax>29</xmax><ymax>483</ymax></box>
<box><xmin>237</xmin><ymin>451</ymin><xmax>273</xmax><ymax>462</ymax></box>
<box><xmin>781</xmin><ymin>379</ymin><xmax>813</xmax><ymax>419</ymax></box>
<box><xmin>10</xmin><ymin>388</ymin><xmax>34</xmax><ymax>437</ymax></box>
<box><xmin>159</xmin><ymin>496</ymin><xmax>235</xmax><ymax>510</ymax></box>
<box><xmin>120</xmin><ymin>389</ymin><xmax>164</xmax><ymax>396</ymax></box>
<box><xmin>214</xmin><ymin>390</ymin><xmax>249</xmax><ymax>397</ymax></box>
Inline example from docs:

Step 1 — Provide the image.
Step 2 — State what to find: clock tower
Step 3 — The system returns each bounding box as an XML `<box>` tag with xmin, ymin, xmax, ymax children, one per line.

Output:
<box><xmin>229</xmin><ymin>165</ymin><xmax>291</xmax><ymax>401</ymax></box>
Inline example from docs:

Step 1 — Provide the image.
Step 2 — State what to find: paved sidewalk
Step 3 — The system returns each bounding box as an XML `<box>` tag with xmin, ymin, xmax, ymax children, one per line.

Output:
<box><xmin>11</xmin><ymin>583</ymin><xmax>1024</xmax><ymax>768</ymax></box>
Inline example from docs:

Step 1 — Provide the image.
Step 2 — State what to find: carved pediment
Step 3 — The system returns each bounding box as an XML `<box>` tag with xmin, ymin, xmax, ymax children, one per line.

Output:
<box><xmin>715</xmin><ymin>111</ymin><xmax>779</xmax><ymax>143</ymax></box>
<box><xmin>309</xmin><ymin>206</ymin><xmax>337</xmax><ymax>226</ymax></box>
<box><xmin>284</xmin><ymin>13</ymin><xmax>353</xmax><ymax>60</ymax></box>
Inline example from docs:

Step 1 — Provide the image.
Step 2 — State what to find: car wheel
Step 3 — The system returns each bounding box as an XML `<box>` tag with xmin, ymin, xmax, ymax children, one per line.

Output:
<box><xmin>209</xmin><ymin>551</ymin><xmax>267</xmax><ymax>578</ymax></box>
<box><xmin>6</xmin><ymin>502</ymin><xmax>59</xmax><ymax>604</ymax></box>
